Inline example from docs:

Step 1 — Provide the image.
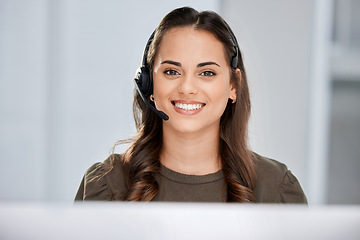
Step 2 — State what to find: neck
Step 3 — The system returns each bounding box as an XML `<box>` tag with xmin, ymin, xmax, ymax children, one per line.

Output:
<box><xmin>160</xmin><ymin>125</ymin><xmax>221</xmax><ymax>175</ymax></box>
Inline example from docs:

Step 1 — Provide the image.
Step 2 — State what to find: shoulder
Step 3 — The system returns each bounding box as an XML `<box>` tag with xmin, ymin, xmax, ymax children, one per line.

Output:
<box><xmin>252</xmin><ymin>152</ymin><xmax>307</xmax><ymax>204</ymax></box>
<box><xmin>75</xmin><ymin>154</ymin><xmax>127</xmax><ymax>201</ymax></box>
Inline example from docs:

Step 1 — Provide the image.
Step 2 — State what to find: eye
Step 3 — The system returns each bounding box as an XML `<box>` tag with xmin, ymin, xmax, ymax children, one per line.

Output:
<box><xmin>164</xmin><ymin>69</ymin><xmax>180</xmax><ymax>76</ymax></box>
<box><xmin>200</xmin><ymin>71</ymin><xmax>216</xmax><ymax>77</ymax></box>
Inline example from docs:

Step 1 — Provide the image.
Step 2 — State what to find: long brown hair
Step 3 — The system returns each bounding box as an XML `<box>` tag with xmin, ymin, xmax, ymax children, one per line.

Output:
<box><xmin>118</xmin><ymin>7</ymin><xmax>257</xmax><ymax>202</ymax></box>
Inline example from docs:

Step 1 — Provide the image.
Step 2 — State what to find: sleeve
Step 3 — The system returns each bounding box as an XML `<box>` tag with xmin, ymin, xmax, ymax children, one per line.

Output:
<box><xmin>275</xmin><ymin>170</ymin><xmax>308</xmax><ymax>204</ymax></box>
<box><xmin>74</xmin><ymin>162</ymin><xmax>113</xmax><ymax>201</ymax></box>
<box><xmin>74</xmin><ymin>176</ymin><xmax>85</xmax><ymax>200</ymax></box>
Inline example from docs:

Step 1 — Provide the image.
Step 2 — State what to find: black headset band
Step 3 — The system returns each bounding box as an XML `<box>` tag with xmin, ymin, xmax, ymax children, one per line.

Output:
<box><xmin>142</xmin><ymin>30</ymin><xmax>156</xmax><ymax>68</ymax></box>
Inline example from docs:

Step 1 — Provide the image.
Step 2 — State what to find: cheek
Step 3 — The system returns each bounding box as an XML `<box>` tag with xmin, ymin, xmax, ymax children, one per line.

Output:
<box><xmin>152</xmin><ymin>78</ymin><xmax>172</xmax><ymax>102</ymax></box>
<box><xmin>152</xmin><ymin>73</ymin><xmax>162</xmax><ymax>96</ymax></box>
<box><xmin>210</xmin><ymin>81</ymin><xmax>232</xmax><ymax>102</ymax></box>
<box><xmin>215</xmin><ymin>83</ymin><xmax>233</xmax><ymax>113</ymax></box>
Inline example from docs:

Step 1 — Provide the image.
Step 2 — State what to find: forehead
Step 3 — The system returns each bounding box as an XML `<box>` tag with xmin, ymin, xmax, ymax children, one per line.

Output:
<box><xmin>156</xmin><ymin>26</ymin><xmax>228</xmax><ymax>65</ymax></box>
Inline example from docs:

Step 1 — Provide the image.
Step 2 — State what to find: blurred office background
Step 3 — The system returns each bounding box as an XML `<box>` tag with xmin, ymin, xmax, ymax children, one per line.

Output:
<box><xmin>0</xmin><ymin>0</ymin><xmax>359</xmax><ymax>204</ymax></box>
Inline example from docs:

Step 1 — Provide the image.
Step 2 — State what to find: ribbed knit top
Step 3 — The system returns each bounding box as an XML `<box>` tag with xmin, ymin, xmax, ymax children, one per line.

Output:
<box><xmin>159</xmin><ymin>163</ymin><xmax>224</xmax><ymax>185</ymax></box>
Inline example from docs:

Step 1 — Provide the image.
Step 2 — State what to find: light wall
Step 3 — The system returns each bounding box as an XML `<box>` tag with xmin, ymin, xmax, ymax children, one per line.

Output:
<box><xmin>222</xmin><ymin>0</ymin><xmax>333</xmax><ymax>204</ymax></box>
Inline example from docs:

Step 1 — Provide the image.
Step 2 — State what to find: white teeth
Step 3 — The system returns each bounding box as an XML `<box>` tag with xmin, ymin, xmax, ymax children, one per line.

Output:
<box><xmin>174</xmin><ymin>102</ymin><xmax>203</xmax><ymax>111</ymax></box>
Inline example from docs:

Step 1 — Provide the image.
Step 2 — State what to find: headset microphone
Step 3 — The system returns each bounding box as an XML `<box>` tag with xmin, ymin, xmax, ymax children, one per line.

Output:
<box><xmin>134</xmin><ymin>75</ymin><xmax>169</xmax><ymax>121</ymax></box>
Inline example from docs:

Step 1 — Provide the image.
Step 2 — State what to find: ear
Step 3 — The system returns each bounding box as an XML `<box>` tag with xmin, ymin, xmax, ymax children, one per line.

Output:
<box><xmin>229</xmin><ymin>68</ymin><xmax>241</xmax><ymax>102</ymax></box>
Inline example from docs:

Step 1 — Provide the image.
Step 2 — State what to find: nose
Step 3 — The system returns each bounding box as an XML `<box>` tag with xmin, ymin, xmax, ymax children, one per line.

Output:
<box><xmin>177</xmin><ymin>74</ymin><xmax>198</xmax><ymax>95</ymax></box>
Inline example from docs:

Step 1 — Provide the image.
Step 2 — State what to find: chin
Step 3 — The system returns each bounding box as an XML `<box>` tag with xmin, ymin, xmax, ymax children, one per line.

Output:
<box><xmin>164</xmin><ymin>117</ymin><xmax>218</xmax><ymax>135</ymax></box>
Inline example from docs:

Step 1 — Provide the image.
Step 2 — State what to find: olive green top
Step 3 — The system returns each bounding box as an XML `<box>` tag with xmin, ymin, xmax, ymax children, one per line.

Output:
<box><xmin>75</xmin><ymin>152</ymin><xmax>307</xmax><ymax>203</ymax></box>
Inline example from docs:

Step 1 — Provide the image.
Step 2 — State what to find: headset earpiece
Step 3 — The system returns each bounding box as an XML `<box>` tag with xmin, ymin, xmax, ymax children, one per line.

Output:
<box><xmin>134</xmin><ymin>66</ymin><xmax>152</xmax><ymax>96</ymax></box>
<box><xmin>134</xmin><ymin>31</ymin><xmax>155</xmax><ymax>98</ymax></box>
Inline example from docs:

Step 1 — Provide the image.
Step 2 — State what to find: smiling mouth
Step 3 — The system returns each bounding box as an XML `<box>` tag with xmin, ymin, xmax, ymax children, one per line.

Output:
<box><xmin>171</xmin><ymin>101</ymin><xmax>205</xmax><ymax>111</ymax></box>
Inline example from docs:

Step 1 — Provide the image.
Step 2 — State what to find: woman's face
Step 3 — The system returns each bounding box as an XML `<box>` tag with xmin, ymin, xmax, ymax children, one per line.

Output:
<box><xmin>152</xmin><ymin>26</ymin><xmax>236</xmax><ymax>135</ymax></box>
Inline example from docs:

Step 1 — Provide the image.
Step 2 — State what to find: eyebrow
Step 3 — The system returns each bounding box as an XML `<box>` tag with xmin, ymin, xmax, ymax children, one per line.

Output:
<box><xmin>161</xmin><ymin>60</ymin><xmax>181</xmax><ymax>67</ymax></box>
<box><xmin>161</xmin><ymin>60</ymin><xmax>220</xmax><ymax>68</ymax></box>
<box><xmin>197</xmin><ymin>61</ymin><xmax>220</xmax><ymax>68</ymax></box>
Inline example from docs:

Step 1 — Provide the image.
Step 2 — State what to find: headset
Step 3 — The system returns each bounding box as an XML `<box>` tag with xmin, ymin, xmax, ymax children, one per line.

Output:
<box><xmin>134</xmin><ymin>28</ymin><xmax>239</xmax><ymax>121</ymax></box>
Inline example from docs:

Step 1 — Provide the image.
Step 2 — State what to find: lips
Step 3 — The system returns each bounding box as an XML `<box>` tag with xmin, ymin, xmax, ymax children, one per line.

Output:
<box><xmin>171</xmin><ymin>100</ymin><xmax>205</xmax><ymax>114</ymax></box>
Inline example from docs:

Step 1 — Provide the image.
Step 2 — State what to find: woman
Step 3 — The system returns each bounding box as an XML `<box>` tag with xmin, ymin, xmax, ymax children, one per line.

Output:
<box><xmin>75</xmin><ymin>7</ymin><xmax>307</xmax><ymax>203</ymax></box>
